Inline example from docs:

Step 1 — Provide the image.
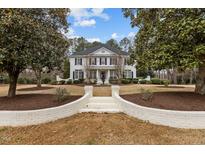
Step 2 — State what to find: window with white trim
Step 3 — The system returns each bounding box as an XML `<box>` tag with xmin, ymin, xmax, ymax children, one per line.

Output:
<box><xmin>89</xmin><ymin>58</ymin><xmax>96</xmax><ymax>65</ymax></box>
<box><xmin>100</xmin><ymin>57</ymin><xmax>107</xmax><ymax>65</ymax></box>
<box><xmin>123</xmin><ymin>70</ymin><xmax>132</xmax><ymax>78</ymax></box>
<box><xmin>89</xmin><ymin>70</ymin><xmax>96</xmax><ymax>79</ymax></box>
<box><xmin>110</xmin><ymin>70</ymin><xmax>117</xmax><ymax>79</ymax></box>
<box><xmin>74</xmin><ymin>70</ymin><xmax>83</xmax><ymax>79</ymax></box>
<box><xmin>110</xmin><ymin>57</ymin><xmax>117</xmax><ymax>65</ymax></box>
<box><xmin>75</xmin><ymin>58</ymin><xmax>82</xmax><ymax>65</ymax></box>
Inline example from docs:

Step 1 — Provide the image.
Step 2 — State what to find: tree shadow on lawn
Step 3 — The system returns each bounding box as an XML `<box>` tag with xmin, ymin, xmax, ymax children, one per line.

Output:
<box><xmin>156</xmin><ymin>85</ymin><xmax>186</xmax><ymax>89</ymax></box>
<box><xmin>17</xmin><ymin>86</ymin><xmax>55</xmax><ymax>91</ymax></box>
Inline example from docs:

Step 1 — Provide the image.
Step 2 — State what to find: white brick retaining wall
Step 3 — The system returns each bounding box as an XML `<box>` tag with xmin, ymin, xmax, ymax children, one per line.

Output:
<box><xmin>0</xmin><ymin>86</ymin><xmax>93</xmax><ymax>126</ymax></box>
<box><xmin>112</xmin><ymin>85</ymin><xmax>205</xmax><ymax>129</ymax></box>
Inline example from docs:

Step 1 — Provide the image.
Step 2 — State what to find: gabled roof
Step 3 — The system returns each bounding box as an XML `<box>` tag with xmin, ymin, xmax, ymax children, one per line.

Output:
<box><xmin>70</xmin><ymin>44</ymin><xmax>128</xmax><ymax>57</ymax></box>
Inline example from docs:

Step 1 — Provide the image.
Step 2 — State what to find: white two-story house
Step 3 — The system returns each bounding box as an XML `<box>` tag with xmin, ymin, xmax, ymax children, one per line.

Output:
<box><xmin>69</xmin><ymin>44</ymin><xmax>136</xmax><ymax>84</ymax></box>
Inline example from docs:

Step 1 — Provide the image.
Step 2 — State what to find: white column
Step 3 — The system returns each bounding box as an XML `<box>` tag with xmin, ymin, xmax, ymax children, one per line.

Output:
<box><xmin>96</xmin><ymin>69</ymin><xmax>99</xmax><ymax>84</ymax></box>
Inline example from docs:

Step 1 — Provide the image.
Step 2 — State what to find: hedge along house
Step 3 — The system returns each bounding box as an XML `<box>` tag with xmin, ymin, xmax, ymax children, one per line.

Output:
<box><xmin>69</xmin><ymin>44</ymin><xmax>136</xmax><ymax>84</ymax></box>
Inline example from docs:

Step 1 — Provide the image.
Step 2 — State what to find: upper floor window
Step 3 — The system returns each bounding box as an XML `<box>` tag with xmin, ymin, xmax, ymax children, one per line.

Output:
<box><xmin>89</xmin><ymin>58</ymin><xmax>96</xmax><ymax>65</ymax></box>
<box><xmin>100</xmin><ymin>57</ymin><xmax>107</xmax><ymax>65</ymax></box>
<box><xmin>124</xmin><ymin>58</ymin><xmax>129</xmax><ymax>65</ymax></box>
<box><xmin>110</xmin><ymin>57</ymin><xmax>117</xmax><ymax>65</ymax></box>
<box><xmin>75</xmin><ymin>58</ymin><xmax>82</xmax><ymax>65</ymax></box>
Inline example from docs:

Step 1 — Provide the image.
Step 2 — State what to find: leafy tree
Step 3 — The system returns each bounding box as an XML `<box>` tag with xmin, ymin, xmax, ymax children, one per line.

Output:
<box><xmin>0</xmin><ymin>9</ymin><xmax>70</xmax><ymax>97</ymax></box>
<box><xmin>63</xmin><ymin>57</ymin><xmax>70</xmax><ymax>79</ymax></box>
<box><xmin>119</xmin><ymin>37</ymin><xmax>131</xmax><ymax>52</ymax></box>
<box><xmin>123</xmin><ymin>8</ymin><xmax>205</xmax><ymax>94</ymax></box>
<box><xmin>106</xmin><ymin>39</ymin><xmax>121</xmax><ymax>50</ymax></box>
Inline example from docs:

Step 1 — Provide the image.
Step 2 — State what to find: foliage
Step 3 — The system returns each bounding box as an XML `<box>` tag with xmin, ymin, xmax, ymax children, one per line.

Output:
<box><xmin>122</xmin><ymin>8</ymin><xmax>205</xmax><ymax>94</ymax></box>
<box><xmin>119</xmin><ymin>37</ymin><xmax>132</xmax><ymax>52</ymax></box>
<box><xmin>73</xmin><ymin>80</ymin><xmax>81</xmax><ymax>84</ymax></box>
<box><xmin>66</xmin><ymin>79</ymin><xmax>72</xmax><ymax>84</ymax></box>
<box><xmin>140</xmin><ymin>88</ymin><xmax>153</xmax><ymax>101</ymax></box>
<box><xmin>121</xmin><ymin>79</ymin><xmax>131</xmax><ymax>84</ymax></box>
<box><xmin>55</xmin><ymin>87</ymin><xmax>70</xmax><ymax>103</ymax></box>
<box><xmin>63</xmin><ymin>58</ymin><xmax>70</xmax><ymax>79</ymax></box>
<box><xmin>151</xmin><ymin>78</ymin><xmax>161</xmax><ymax>84</ymax></box>
<box><xmin>0</xmin><ymin>9</ymin><xmax>70</xmax><ymax>96</ymax></box>
<box><xmin>42</xmin><ymin>77</ymin><xmax>51</xmax><ymax>84</ymax></box>
<box><xmin>139</xmin><ymin>79</ymin><xmax>147</xmax><ymax>84</ymax></box>
<box><xmin>106</xmin><ymin>39</ymin><xmax>121</xmax><ymax>50</ymax></box>
<box><xmin>109</xmin><ymin>78</ymin><xmax>118</xmax><ymax>84</ymax></box>
<box><xmin>133</xmin><ymin>78</ymin><xmax>139</xmax><ymax>84</ymax></box>
<box><xmin>161</xmin><ymin>79</ymin><xmax>170</xmax><ymax>87</ymax></box>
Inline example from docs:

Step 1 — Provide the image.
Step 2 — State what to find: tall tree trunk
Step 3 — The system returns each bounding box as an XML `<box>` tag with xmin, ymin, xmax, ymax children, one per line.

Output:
<box><xmin>195</xmin><ymin>64</ymin><xmax>205</xmax><ymax>95</ymax></box>
<box><xmin>8</xmin><ymin>72</ymin><xmax>19</xmax><ymax>98</ymax></box>
<box><xmin>35</xmin><ymin>69</ymin><xmax>42</xmax><ymax>88</ymax></box>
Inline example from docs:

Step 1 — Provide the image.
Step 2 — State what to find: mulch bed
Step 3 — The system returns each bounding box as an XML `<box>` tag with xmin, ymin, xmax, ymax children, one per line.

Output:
<box><xmin>121</xmin><ymin>92</ymin><xmax>205</xmax><ymax>111</ymax></box>
<box><xmin>0</xmin><ymin>94</ymin><xmax>81</xmax><ymax>111</ymax></box>
<box><xmin>17</xmin><ymin>86</ymin><xmax>54</xmax><ymax>91</ymax></box>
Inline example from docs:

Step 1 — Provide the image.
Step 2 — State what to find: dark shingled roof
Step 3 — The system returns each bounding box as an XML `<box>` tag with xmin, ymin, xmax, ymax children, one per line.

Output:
<box><xmin>70</xmin><ymin>44</ymin><xmax>128</xmax><ymax>57</ymax></box>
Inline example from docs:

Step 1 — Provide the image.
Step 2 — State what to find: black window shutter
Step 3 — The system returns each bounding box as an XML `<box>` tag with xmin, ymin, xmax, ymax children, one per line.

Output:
<box><xmin>105</xmin><ymin>58</ymin><xmax>107</xmax><ymax>65</ymax></box>
<box><xmin>132</xmin><ymin>71</ymin><xmax>133</xmax><ymax>79</ymax></box>
<box><xmin>110</xmin><ymin>58</ymin><xmax>112</xmax><ymax>65</ymax></box>
<box><xmin>80</xmin><ymin>58</ymin><xmax>82</xmax><ymax>65</ymax></box>
<box><xmin>75</xmin><ymin>58</ymin><xmax>77</xmax><ymax>65</ymax></box>
<box><xmin>73</xmin><ymin>71</ymin><xmax>75</xmax><ymax>79</ymax></box>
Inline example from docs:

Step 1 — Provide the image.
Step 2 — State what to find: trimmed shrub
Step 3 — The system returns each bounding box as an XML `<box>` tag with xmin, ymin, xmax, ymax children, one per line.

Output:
<box><xmin>79</xmin><ymin>78</ymin><xmax>84</xmax><ymax>83</ymax></box>
<box><xmin>146</xmin><ymin>80</ymin><xmax>152</xmax><ymax>84</ymax></box>
<box><xmin>59</xmin><ymin>80</ymin><xmax>65</xmax><ymax>85</ymax></box>
<box><xmin>151</xmin><ymin>78</ymin><xmax>161</xmax><ymax>84</ymax></box>
<box><xmin>109</xmin><ymin>78</ymin><xmax>118</xmax><ymax>84</ymax></box>
<box><xmin>121</xmin><ymin>79</ymin><xmax>131</xmax><ymax>84</ymax></box>
<box><xmin>139</xmin><ymin>79</ymin><xmax>146</xmax><ymax>84</ymax></box>
<box><xmin>133</xmin><ymin>78</ymin><xmax>139</xmax><ymax>84</ymax></box>
<box><xmin>73</xmin><ymin>80</ymin><xmax>81</xmax><ymax>84</ymax></box>
<box><xmin>66</xmin><ymin>79</ymin><xmax>72</xmax><ymax>84</ymax></box>
<box><xmin>42</xmin><ymin>77</ymin><xmax>51</xmax><ymax>84</ymax></box>
<box><xmin>161</xmin><ymin>79</ymin><xmax>170</xmax><ymax>87</ymax></box>
<box><xmin>136</xmin><ymin>77</ymin><xmax>143</xmax><ymax>80</ymax></box>
<box><xmin>55</xmin><ymin>87</ymin><xmax>70</xmax><ymax>103</ymax></box>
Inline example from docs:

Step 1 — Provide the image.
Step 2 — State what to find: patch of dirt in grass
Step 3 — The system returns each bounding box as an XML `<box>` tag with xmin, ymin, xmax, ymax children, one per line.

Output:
<box><xmin>0</xmin><ymin>113</ymin><xmax>205</xmax><ymax>144</ymax></box>
<box><xmin>0</xmin><ymin>94</ymin><xmax>81</xmax><ymax>110</ymax></box>
<box><xmin>121</xmin><ymin>92</ymin><xmax>205</xmax><ymax>111</ymax></box>
<box><xmin>17</xmin><ymin>86</ymin><xmax>54</xmax><ymax>91</ymax></box>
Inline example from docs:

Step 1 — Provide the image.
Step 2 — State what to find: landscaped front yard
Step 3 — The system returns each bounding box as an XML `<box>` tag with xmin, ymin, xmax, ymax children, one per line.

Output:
<box><xmin>1</xmin><ymin>84</ymin><xmax>205</xmax><ymax>144</ymax></box>
<box><xmin>1</xmin><ymin>112</ymin><xmax>205</xmax><ymax>144</ymax></box>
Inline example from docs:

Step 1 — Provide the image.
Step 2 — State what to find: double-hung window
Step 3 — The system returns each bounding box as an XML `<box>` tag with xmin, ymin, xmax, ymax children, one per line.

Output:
<box><xmin>123</xmin><ymin>70</ymin><xmax>133</xmax><ymax>78</ymax></box>
<box><xmin>89</xmin><ymin>58</ymin><xmax>96</xmax><ymax>65</ymax></box>
<box><xmin>110</xmin><ymin>70</ymin><xmax>117</xmax><ymax>79</ymax></box>
<box><xmin>110</xmin><ymin>57</ymin><xmax>117</xmax><ymax>65</ymax></box>
<box><xmin>75</xmin><ymin>58</ymin><xmax>82</xmax><ymax>65</ymax></box>
<box><xmin>100</xmin><ymin>57</ymin><xmax>107</xmax><ymax>65</ymax></box>
<box><xmin>74</xmin><ymin>70</ymin><xmax>83</xmax><ymax>79</ymax></box>
<box><xmin>89</xmin><ymin>70</ymin><xmax>96</xmax><ymax>79</ymax></box>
